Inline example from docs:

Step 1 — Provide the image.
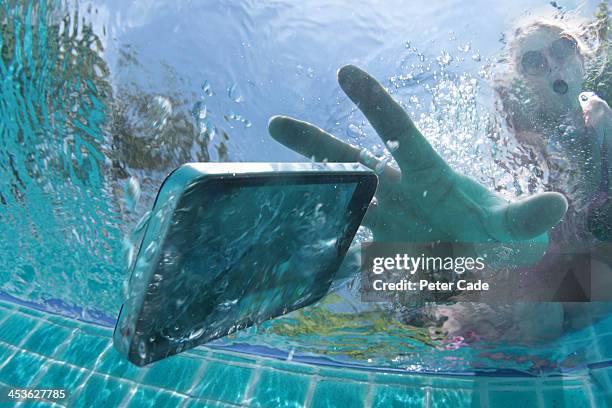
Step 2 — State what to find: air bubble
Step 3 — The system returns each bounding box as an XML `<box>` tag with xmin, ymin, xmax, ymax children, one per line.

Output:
<box><xmin>138</xmin><ymin>340</ymin><xmax>147</xmax><ymax>359</ymax></box>
<box><xmin>386</xmin><ymin>140</ymin><xmax>400</xmax><ymax>152</ymax></box>
<box><xmin>227</xmin><ymin>83</ymin><xmax>244</xmax><ymax>103</ymax></box>
<box><xmin>147</xmin><ymin>95</ymin><xmax>172</xmax><ymax>131</ymax></box>
<box><xmin>201</xmin><ymin>80</ymin><xmax>214</xmax><ymax>96</ymax></box>
<box><xmin>124</xmin><ymin>176</ymin><xmax>141</xmax><ymax>212</ymax></box>
<box><xmin>437</xmin><ymin>51</ymin><xmax>453</xmax><ymax>67</ymax></box>
<box><xmin>347</xmin><ymin>124</ymin><xmax>366</xmax><ymax>139</ymax></box>
<box><xmin>144</xmin><ymin>241</ymin><xmax>158</xmax><ymax>261</ymax></box>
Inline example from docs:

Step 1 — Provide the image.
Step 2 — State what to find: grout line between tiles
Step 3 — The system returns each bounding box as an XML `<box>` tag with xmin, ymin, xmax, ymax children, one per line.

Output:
<box><xmin>302</xmin><ymin>369</ymin><xmax>320</xmax><ymax>408</ymax></box>
<box><xmin>363</xmin><ymin>373</ymin><xmax>374</xmax><ymax>408</ymax></box>
<box><xmin>117</xmin><ymin>368</ymin><xmax>149</xmax><ymax>408</ymax></box>
<box><xmin>241</xmin><ymin>358</ymin><xmax>263</xmax><ymax>406</ymax></box>
<box><xmin>0</xmin><ymin>318</ymin><xmax>45</xmax><ymax>372</ymax></box>
<box><xmin>177</xmin><ymin>359</ymin><xmax>210</xmax><ymax>408</ymax></box>
<box><xmin>65</xmin><ymin>341</ymin><xmax>113</xmax><ymax>406</ymax></box>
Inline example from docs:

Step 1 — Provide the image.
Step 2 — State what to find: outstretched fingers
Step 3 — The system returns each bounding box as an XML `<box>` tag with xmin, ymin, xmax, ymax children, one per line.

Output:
<box><xmin>337</xmin><ymin>65</ymin><xmax>450</xmax><ymax>177</ymax></box>
<box><xmin>269</xmin><ymin>116</ymin><xmax>361</xmax><ymax>163</ymax></box>
<box><xmin>268</xmin><ymin>116</ymin><xmax>400</xmax><ymax>188</ymax></box>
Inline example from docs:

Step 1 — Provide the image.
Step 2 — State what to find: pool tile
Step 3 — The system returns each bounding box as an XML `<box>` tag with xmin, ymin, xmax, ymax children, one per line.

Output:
<box><xmin>185</xmin><ymin>397</ymin><xmax>235</xmax><ymax>407</ymax></box>
<box><xmin>310</xmin><ymin>379</ymin><xmax>367</xmax><ymax>408</ymax></box>
<box><xmin>371</xmin><ymin>384</ymin><xmax>426</xmax><ymax>408</ymax></box>
<box><xmin>594</xmin><ymin>334</ymin><xmax>612</xmax><ymax>360</ymax></box>
<box><xmin>46</xmin><ymin>315</ymin><xmax>82</xmax><ymax>330</ymax></box>
<box><xmin>0</xmin><ymin>349</ymin><xmax>46</xmax><ymax>387</ymax></box>
<box><xmin>35</xmin><ymin>361</ymin><xmax>87</xmax><ymax>391</ymax></box>
<box><xmin>190</xmin><ymin>361</ymin><xmax>253</xmax><ymax>404</ymax></box>
<box><xmin>541</xmin><ymin>377</ymin><xmax>586</xmax><ymax>388</ymax></box>
<box><xmin>69</xmin><ymin>373</ymin><xmax>130</xmax><ymax>407</ymax></box>
<box><xmin>0</xmin><ymin>313</ymin><xmax>40</xmax><ymax>345</ymax></box>
<box><xmin>76</xmin><ymin>322</ymin><xmax>113</xmax><ymax>338</ymax></box>
<box><xmin>96</xmin><ymin>346</ymin><xmax>146</xmax><ymax>381</ymax></box>
<box><xmin>54</xmin><ymin>330</ymin><xmax>110</xmax><ymax>369</ymax></box>
<box><xmin>142</xmin><ymin>354</ymin><xmax>204</xmax><ymax>392</ymax></box>
<box><xmin>488</xmin><ymin>379</ymin><xmax>539</xmax><ymax>388</ymax></box>
<box><xmin>210</xmin><ymin>350</ymin><xmax>257</xmax><ymax>365</ymax></box>
<box><xmin>16</xmin><ymin>401</ymin><xmax>65</xmax><ymax>407</ymax></box>
<box><xmin>542</xmin><ymin>387</ymin><xmax>591</xmax><ymax>408</ymax></box>
<box><xmin>185</xmin><ymin>347</ymin><xmax>210</xmax><ymax>359</ymax></box>
<box><xmin>265</xmin><ymin>359</ymin><xmax>317</xmax><ymax>375</ymax></box>
<box><xmin>0</xmin><ymin>341</ymin><xmax>16</xmax><ymax>362</ymax></box>
<box><xmin>373</xmin><ymin>372</ymin><xmax>435</xmax><ymax>387</ymax></box>
<box><xmin>15</xmin><ymin>305</ymin><xmax>46</xmax><ymax>319</ymax></box>
<box><xmin>126</xmin><ymin>385</ymin><xmax>186</xmax><ymax>407</ymax></box>
<box><xmin>23</xmin><ymin>323</ymin><xmax>73</xmax><ymax>357</ymax></box>
<box><xmin>248</xmin><ymin>368</ymin><xmax>309</xmax><ymax>407</ymax></box>
<box><xmin>488</xmin><ymin>390</ymin><xmax>538</xmax><ymax>408</ymax></box>
<box><xmin>319</xmin><ymin>367</ymin><xmax>369</xmax><ymax>382</ymax></box>
<box><xmin>430</xmin><ymin>387</ymin><xmax>480</xmax><ymax>408</ymax></box>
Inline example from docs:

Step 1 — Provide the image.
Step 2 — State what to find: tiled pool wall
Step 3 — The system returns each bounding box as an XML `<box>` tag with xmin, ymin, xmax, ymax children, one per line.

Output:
<box><xmin>0</xmin><ymin>299</ymin><xmax>609</xmax><ymax>407</ymax></box>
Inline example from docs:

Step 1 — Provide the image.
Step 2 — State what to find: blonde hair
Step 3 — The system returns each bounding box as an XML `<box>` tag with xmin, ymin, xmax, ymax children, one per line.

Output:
<box><xmin>497</xmin><ymin>14</ymin><xmax>596</xmax><ymax>83</ymax></box>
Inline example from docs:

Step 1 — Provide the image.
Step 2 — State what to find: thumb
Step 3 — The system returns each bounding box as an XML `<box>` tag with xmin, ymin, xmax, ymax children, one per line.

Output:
<box><xmin>488</xmin><ymin>192</ymin><xmax>568</xmax><ymax>241</ymax></box>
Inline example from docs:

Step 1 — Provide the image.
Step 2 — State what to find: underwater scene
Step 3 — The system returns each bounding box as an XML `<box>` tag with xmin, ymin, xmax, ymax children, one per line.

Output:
<box><xmin>2</xmin><ymin>0</ymin><xmax>612</xmax><ymax>406</ymax></box>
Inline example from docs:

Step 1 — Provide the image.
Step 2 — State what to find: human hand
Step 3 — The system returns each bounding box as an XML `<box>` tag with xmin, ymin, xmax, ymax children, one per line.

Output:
<box><xmin>580</xmin><ymin>91</ymin><xmax>611</xmax><ymax>241</ymax></box>
<box><xmin>269</xmin><ymin>65</ymin><xmax>568</xmax><ymax>267</ymax></box>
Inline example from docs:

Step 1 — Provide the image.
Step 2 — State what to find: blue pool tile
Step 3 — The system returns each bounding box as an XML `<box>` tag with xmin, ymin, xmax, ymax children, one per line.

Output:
<box><xmin>69</xmin><ymin>373</ymin><xmax>130</xmax><ymax>406</ymax></box>
<box><xmin>190</xmin><ymin>361</ymin><xmax>253</xmax><ymax>404</ymax></box>
<box><xmin>0</xmin><ymin>349</ymin><xmax>46</xmax><ymax>387</ymax></box>
<box><xmin>210</xmin><ymin>351</ymin><xmax>257</xmax><ymax>365</ymax></box>
<box><xmin>15</xmin><ymin>401</ymin><xmax>64</xmax><ymax>407</ymax></box>
<box><xmin>0</xmin><ymin>313</ymin><xmax>40</xmax><ymax>345</ymax></box>
<box><xmin>0</xmin><ymin>341</ymin><xmax>16</xmax><ymax>362</ymax></box>
<box><xmin>23</xmin><ymin>323</ymin><xmax>73</xmax><ymax>357</ymax></box>
<box><xmin>54</xmin><ymin>330</ymin><xmax>110</xmax><ymax>369</ymax></box>
<box><xmin>542</xmin><ymin>387</ymin><xmax>591</xmax><ymax>408</ymax></box>
<box><xmin>126</xmin><ymin>385</ymin><xmax>186</xmax><ymax>407</ymax></box>
<box><xmin>319</xmin><ymin>367</ymin><xmax>369</xmax><ymax>382</ymax></box>
<box><xmin>35</xmin><ymin>361</ymin><xmax>86</xmax><ymax>391</ymax></box>
<box><xmin>371</xmin><ymin>384</ymin><xmax>426</xmax><ymax>408</ymax></box>
<box><xmin>310</xmin><ymin>379</ymin><xmax>367</xmax><ymax>408</ymax></box>
<box><xmin>430</xmin><ymin>388</ymin><xmax>480</xmax><ymax>408</ymax></box>
<box><xmin>488</xmin><ymin>390</ymin><xmax>538</xmax><ymax>408</ymax></box>
<box><xmin>265</xmin><ymin>359</ymin><xmax>317</xmax><ymax>375</ymax></box>
<box><xmin>76</xmin><ymin>322</ymin><xmax>113</xmax><ymax>338</ymax></box>
<box><xmin>248</xmin><ymin>368</ymin><xmax>309</xmax><ymax>407</ymax></box>
<box><xmin>46</xmin><ymin>314</ymin><xmax>82</xmax><ymax>329</ymax></box>
<box><xmin>373</xmin><ymin>372</ymin><xmax>432</xmax><ymax>387</ymax></box>
<box><xmin>591</xmin><ymin>366</ymin><xmax>612</xmax><ymax>391</ymax></box>
<box><xmin>142</xmin><ymin>354</ymin><xmax>204</xmax><ymax>393</ymax></box>
<box><xmin>96</xmin><ymin>347</ymin><xmax>146</xmax><ymax>381</ymax></box>
<box><xmin>15</xmin><ymin>306</ymin><xmax>46</xmax><ymax>319</ymax></box>
<box><xmin>595</xmin><ymin>334</ymin><xmax>612</xmax><ymax>360</ymax></box>
<box><xmin>185</xmin><ymin>397</ymin><xmax>235</xmax><ymax>407</ymax></box>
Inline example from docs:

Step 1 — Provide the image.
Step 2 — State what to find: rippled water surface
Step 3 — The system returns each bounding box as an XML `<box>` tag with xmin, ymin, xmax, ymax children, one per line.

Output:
<box><xmin>0</xmin><ymin>0</ymin><xmax>609</xmax><ymax>374</ymax></box>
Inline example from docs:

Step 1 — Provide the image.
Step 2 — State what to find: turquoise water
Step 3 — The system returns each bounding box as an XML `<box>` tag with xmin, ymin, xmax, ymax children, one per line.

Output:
<box><xmin>1</xmin><ymin>0</ymin><xmax>612</xmax><ymax>406</ymax></box>
<box><xmin>0</xmin><ymin>299</ymin><xmax>610</xmax><ymax>406</ymax></box>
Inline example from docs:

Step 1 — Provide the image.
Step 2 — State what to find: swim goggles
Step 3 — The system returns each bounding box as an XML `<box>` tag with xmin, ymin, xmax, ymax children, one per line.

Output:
<box><xmin>520</xmin><ymin>34</ymin><xmax>579</xmax><ymax>76</ymax></box>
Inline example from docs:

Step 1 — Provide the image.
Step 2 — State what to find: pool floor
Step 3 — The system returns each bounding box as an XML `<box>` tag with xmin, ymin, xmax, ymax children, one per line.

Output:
<box><xmin>0</xmin><ymin>299</ymin><xmax>609</xmax><ymax>407</ymax></box>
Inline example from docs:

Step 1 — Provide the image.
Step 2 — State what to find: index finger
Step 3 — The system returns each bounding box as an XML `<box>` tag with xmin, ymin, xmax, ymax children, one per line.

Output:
<box><xmin>337</xmin><ymin>64</ymin><xmax>450</xmax><ymax>176</ymax></box>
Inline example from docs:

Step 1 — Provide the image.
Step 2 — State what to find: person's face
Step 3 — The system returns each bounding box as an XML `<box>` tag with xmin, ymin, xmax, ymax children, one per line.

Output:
<box><xmin>515</xmin><ymin>27</ymin><xmax>585</xmax><ymax>116</ymax></box>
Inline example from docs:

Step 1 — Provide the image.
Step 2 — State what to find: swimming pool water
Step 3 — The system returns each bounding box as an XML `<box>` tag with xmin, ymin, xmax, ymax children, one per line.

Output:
<box><xmin>2</xmin><ymin>0</ymin><xmax>612</xmax><ymax>405</ymax></box>
<box><xmin>1</xmin><ymin>299</ymin><xmax>610</xmax><ymax>407</ymax></box>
